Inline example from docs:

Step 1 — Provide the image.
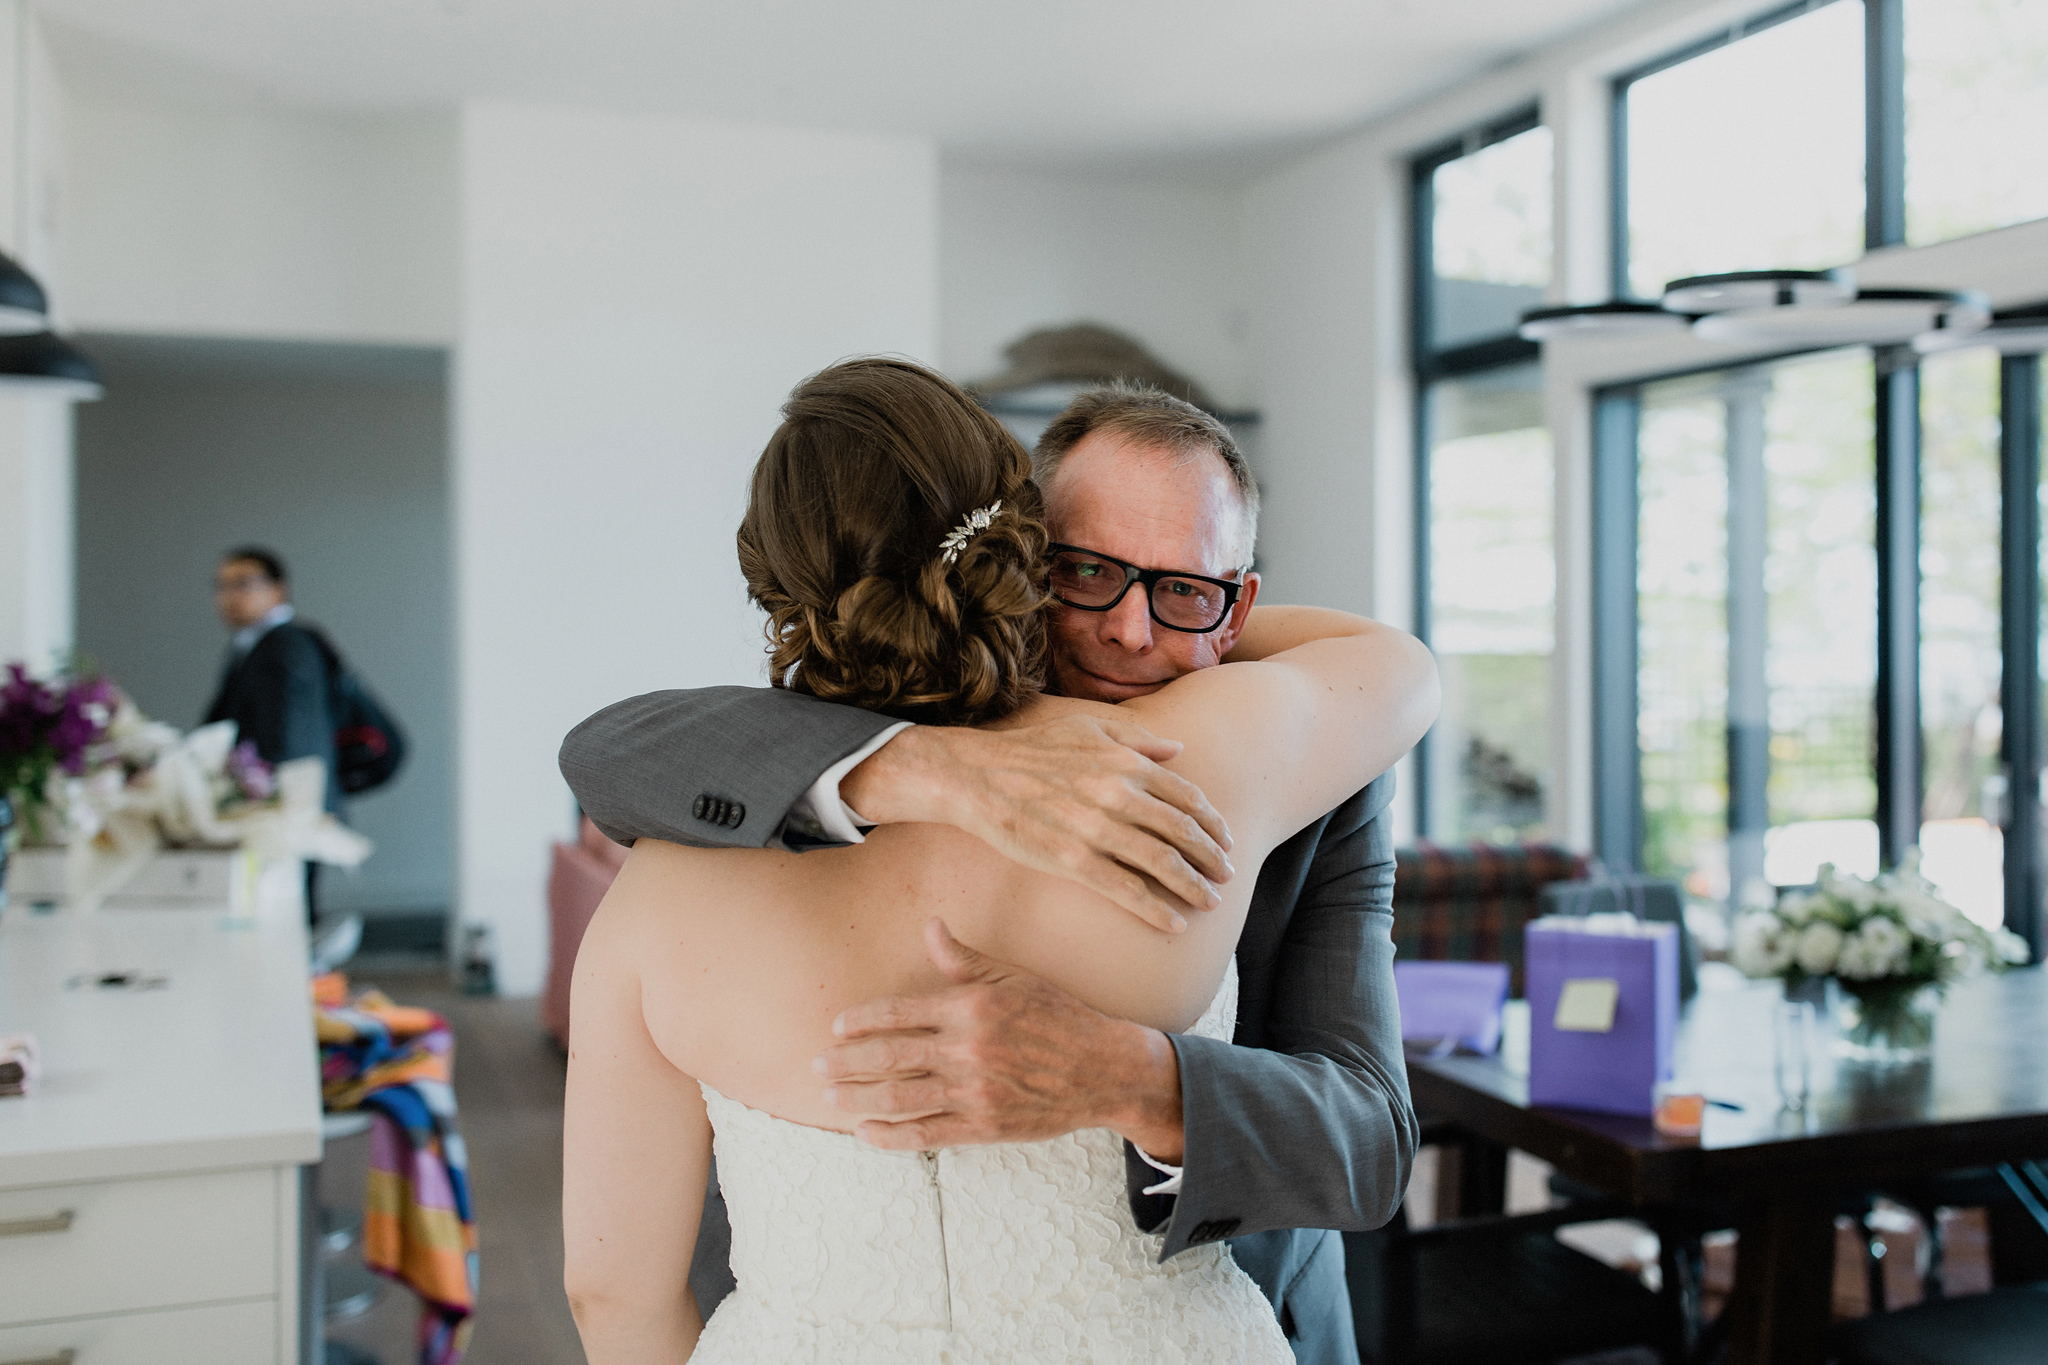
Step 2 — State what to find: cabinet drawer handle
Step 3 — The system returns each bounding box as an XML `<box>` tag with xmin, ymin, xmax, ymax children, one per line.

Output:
<box><xmin>0</xmin><ymin>1210</ymin><xmax>74</xmax><ymax>1237</ymax></box>
<box><xmin>1</xmin><ymin>1352</ymin><xmax>75</xmax><ymax>1365</ymax></box>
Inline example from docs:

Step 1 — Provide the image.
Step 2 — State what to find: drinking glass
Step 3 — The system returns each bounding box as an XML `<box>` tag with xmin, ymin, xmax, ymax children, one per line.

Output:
<box><xmin>1774</xmin><ymin>999</ymin><xmax>1816</xmax><ymax>1110</ymax></box>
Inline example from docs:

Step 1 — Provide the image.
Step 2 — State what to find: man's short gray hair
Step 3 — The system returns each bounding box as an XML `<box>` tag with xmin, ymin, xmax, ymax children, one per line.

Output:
<box><xmin>1033</xmin><ymin>383</ymin><xmax>1259</xmax><ymax>565</ymax></box>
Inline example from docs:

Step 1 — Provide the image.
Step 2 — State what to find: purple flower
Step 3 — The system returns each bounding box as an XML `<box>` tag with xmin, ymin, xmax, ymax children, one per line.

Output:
<box><xmin>0</xmin><ymin>662</ymin><xmax>118</xmax><ymax>798</ymax></box>
<box><xmin>225</xmin><ymin>739</ymin><xmax>277</xmax><ymax>802</ymax></box>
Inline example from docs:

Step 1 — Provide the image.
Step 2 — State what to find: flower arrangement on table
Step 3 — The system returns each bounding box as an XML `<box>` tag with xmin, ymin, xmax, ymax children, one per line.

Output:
<box><xmin>1731</xmin><ymin>859</ymin><xmax>2030</xmax><ymax>1061</ymax></box>
<box><xmin>1</xmin><ymin>659</ymin><xmax>369</xmax><ymax>904</ymax></box>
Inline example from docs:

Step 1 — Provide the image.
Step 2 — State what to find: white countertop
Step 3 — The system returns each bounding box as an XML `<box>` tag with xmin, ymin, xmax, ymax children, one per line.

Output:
<box><xmin>0</xmin><ymin>895</ymin><xmax>323</xmax><ymax>1188</ymax></box>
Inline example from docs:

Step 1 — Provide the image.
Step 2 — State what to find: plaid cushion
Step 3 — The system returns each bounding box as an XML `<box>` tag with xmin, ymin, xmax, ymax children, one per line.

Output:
<box><xmin>1392</xmin><ymin>841</ymin><xmax>1588</xmax><ymax>994</ymax></box>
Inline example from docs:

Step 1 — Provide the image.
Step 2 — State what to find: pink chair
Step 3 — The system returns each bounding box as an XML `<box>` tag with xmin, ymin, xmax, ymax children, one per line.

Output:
<box><xmin>541</xmin><ymin>818</ymin><xmax>630</xmax><ymax>1047</ymax></box>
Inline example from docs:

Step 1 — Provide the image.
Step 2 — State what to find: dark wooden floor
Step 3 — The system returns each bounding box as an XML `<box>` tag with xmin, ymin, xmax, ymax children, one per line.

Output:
<box><xmin>321</xmin><ymin>971</ymin><xmax>585</xmax><ymax>1365</ymax></box>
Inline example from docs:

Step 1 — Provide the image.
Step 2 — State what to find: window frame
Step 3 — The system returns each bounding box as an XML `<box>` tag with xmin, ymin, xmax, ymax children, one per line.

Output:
<box><xmin>1409</xmin><ymin>104</ymin><xmax>1547</xmax><ymax>839</ymax></box>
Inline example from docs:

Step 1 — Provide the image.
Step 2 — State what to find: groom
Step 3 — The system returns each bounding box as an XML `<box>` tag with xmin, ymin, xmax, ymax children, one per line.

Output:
<box><xmin>559</xmin><ymin>385</ymin><xmax>1418</xmax><ymax>1365</ymax></box>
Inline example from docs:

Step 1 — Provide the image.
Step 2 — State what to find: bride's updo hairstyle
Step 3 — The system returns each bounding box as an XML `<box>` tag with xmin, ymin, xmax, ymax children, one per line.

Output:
<box><xmin>738</xmin><ymin>357</ymin><xmax>1051</xmax><ymax>726</ymax></box>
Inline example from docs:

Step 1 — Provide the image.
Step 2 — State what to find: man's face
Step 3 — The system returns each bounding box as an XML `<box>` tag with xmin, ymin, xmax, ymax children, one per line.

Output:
<box><xmin>214</xmin><ymin>558</ymin><xmax>287</xmax><ymax>630</ymax></box>
<box><xmin>1041</xmin><ymin>430</ymin><xmax>1259</xmax><ymax>703</ymax></box>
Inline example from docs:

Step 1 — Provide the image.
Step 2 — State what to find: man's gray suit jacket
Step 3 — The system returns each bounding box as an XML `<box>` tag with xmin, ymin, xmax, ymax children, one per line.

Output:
<box><xmin>559</xmin><ymin>686</ymin><xmax>1417</xmax><ymax>1365</ymax></box>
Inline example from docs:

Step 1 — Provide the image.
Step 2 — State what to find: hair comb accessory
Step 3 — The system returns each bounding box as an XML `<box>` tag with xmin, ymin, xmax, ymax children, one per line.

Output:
<box><xmin>938</xmin><ymin>500</ymin><xmax>1002</xmax><ymax>565</ymax></box>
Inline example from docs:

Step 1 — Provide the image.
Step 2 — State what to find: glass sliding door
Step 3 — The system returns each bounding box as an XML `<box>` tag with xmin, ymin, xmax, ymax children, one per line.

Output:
<box><xmin>1919</xmin><ymin>346</ymin><xmax>2005</xmax><ymax>927</ymax></box>
<box><xmin>1637</xmin><ymin>350</ymin><xmax>1877</xmax><ymax>912</ymax></box>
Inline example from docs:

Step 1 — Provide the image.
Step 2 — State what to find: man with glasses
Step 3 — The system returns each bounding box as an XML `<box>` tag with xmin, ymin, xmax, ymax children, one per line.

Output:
<box><xmin>559</xmin><ymin>385</ymin><xmax>1417</xmax><ymax>1365</ymax></box>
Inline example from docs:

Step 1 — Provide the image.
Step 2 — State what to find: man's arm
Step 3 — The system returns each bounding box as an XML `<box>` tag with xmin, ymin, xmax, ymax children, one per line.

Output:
<box><xmin>559</xmin><ymin>687</ymin><xmax>1234</xmax><ymax>928</ymax></box>
<box><xmin>560</xmin><ymin>687</ymin><xmax>899</xmax><ymax>850</ymax></box>
<box><xmin>1138</xmin><ymin>776</ymin><xmax>1416</xmax><ymax>1258</ymax></box>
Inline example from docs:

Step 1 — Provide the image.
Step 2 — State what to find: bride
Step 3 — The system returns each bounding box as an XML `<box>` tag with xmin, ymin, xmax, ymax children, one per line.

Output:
<box><xmin>562</xmin><ymin>357</ymin><xmax>1435</xmax><ymax>1362</ymax></box>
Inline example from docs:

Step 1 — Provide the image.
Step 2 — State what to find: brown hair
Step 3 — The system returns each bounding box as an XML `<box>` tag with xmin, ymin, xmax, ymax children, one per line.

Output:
<box><xmin>738</xmin><ymin>358</ymin><xmax>1051</xmax><ymax>726</ymax></box>
<box><xmin>1033</xmin><ymin>382</ymin><xmax>1259</xmax><ymax>561</ymax></box>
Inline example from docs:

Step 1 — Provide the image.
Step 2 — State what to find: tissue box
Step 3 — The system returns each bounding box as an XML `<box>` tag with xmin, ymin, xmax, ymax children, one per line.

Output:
<box><xmin>1526</xmin><ymin>914</ymin><xmax>1679</xmax><ymax>1117</ymax></box>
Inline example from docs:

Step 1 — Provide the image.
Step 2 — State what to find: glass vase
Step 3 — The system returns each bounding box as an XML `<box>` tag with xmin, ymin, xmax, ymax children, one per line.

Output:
<box><xmin>1833</xmin><ymin>979</ymin><xmax>1938</xmax><ymax>1064</ymax></box>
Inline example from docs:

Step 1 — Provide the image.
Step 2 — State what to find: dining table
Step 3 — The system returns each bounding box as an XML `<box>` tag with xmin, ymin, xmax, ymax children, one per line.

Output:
<box><xmin>1404</xmin><ymin>962</ymin><xmax>2048</xmax><ymax>1365</ymax></box>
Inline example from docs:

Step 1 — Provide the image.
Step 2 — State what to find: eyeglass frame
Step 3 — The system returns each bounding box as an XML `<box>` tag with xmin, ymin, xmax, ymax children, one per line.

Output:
<box><xmin>1045</xmin><ymin>542</ymin><xmax>1249</xmax><ymax>635</ymax></box>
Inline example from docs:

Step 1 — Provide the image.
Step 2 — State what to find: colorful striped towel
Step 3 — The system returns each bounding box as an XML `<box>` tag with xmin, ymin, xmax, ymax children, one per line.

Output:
<box><xmin>315</xmin><ymin>976</ymin><xmax>478</xmax><ymax>1364</ymax></box>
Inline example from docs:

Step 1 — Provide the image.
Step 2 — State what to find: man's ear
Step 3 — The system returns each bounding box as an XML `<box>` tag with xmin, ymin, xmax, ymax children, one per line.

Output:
<box><xmin>1210</xmin><ymin>571</ymin><xmax>1260</xmax><ymax>656</ymax></box>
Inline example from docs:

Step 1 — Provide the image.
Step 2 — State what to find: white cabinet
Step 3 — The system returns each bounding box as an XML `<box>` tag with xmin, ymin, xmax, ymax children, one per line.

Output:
<box><xmin>0</xmin><ymin>899</ymin><xmax>321</xmax><ymax>1362</ymax></box>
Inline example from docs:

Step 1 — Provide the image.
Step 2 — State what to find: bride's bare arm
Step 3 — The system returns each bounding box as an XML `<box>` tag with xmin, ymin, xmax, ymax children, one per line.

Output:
<box><xmin>563</xmin><ymin>897</ymin><xmax>712</xmax><ymax>1361</ymax></box>
<box><xmin>1125</xmin><ymin>608</ymin><xmax>1437</xmax><ymax>851</ymax></box>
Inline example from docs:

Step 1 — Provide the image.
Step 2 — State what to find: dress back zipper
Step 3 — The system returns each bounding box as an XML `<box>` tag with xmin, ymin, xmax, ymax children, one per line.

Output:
<box><xmin>923</xmin><ymin>1150</ymin><xmax>955</xmax><ymax>1331</ymax></box>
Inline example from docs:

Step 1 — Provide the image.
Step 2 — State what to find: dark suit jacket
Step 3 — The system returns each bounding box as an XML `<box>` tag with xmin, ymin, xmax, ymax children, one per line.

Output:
<box><xmin>559</xmin><ymin>686</ymin><xmax>1416</xmax><ymax>1365</ymax></box>
<box><xmin>204</xmin><ymin>622</ymin><xmax>340</xmax><ymax>813</ymax></box>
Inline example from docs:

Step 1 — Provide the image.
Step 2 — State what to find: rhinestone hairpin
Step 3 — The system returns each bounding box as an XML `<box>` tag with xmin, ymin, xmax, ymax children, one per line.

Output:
<box><xmin>938</xmin><ymin>500</ymin><xmax>1002</xmax><ymax>565</ymax></box>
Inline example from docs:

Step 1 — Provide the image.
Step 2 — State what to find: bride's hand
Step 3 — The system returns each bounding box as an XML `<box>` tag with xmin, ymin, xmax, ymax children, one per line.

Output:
<box><xmin>838</xmin><ymin>714</ymin><xmax>1234</xmax><ymax>933</ymax></box>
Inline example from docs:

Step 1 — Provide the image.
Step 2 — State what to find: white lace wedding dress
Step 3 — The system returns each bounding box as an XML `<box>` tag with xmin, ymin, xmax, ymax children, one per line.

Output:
<box><xmin>690</xmin><ymin>959</ymin><xmax>1291</xmax><ymax>1363</ymax></box>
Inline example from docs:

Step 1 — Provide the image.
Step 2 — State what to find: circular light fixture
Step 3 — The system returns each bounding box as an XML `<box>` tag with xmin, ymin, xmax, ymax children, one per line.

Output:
<box><xmin>0</xmin><ymin>250</ymin><xmax>49</xmax><ymax>335</ymax></box>
<box><xmin>1518</xmin><ymin>301</ymin><xmax>1692</xmax><ymax>342</ymax></box>
<box><xmin>1914</xmin><ymin>304</ymin><xmax>2048</xmax><ymax>355</ymax></box>
<box><xmin>1692</xmin><ymin>286</ymin><xmax>1989</xmax><ymax>346</ymax></box>
<box><xmin>0</xmin><ymin>332</ymin><xmax>103</xmax><ymax>399</ymax></box>
<box><xmin>1662</xmin><ymin>268</ymin><xmax>1857</xmax><ymax>316</ymax></box>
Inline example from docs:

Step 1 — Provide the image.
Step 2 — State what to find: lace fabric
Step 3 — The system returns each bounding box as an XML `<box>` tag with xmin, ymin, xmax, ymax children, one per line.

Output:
<box><xmin>693</xmin><ymin>959</ymin><xmax>1289</xmax><ymax>1362</ymax></box>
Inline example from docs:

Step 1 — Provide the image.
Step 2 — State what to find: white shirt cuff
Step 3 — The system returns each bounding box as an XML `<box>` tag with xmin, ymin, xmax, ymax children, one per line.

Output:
<box><xmin>791</xmin><ymin>722</ymin><xmax>913</xmax><ymax>845</ymax></box>
<box><xmin>1134</xmin><ymin>1146</ymin><xmax>1184</xmax><ymax>1197</ymax></box>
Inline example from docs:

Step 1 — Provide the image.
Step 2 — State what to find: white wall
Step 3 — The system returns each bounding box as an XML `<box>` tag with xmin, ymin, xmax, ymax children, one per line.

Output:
<box><xmin>454</xmin><ymin>102</ymin><xmax>938</xmax><ymax>994</ymax></box>
<box><xmin>939</xmin><ymin>163</ymin><xmax>1250</xmax><ymax>408</ymax></box>
<box><xmin>58</xmin><ymin>63</ymin><xmax>457</xmax><ymax>345</ymax></box>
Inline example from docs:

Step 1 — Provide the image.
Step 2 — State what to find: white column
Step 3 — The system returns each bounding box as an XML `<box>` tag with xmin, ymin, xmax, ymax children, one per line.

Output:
<box><xmin>0</xmin><ymin>1</ymin><xmax>76</xmax><ymax>671</ymax></box>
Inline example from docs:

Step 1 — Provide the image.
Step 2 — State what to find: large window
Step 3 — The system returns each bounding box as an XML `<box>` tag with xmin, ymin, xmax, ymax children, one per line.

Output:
<box><xmin>1619</xmin><ymin>1</ymin><xmax>1866</xmax><ymax>300</ymax></box>
<box><xmin>1425</xmin><ymin>364</ymin><xmax>1554</xmax><ymax>841</ymax></box>
<box><xmin>1413</xmin><ymin>113</ymin><xmax>1555</xmax><ymax>844</ymax></box>
<box><xmin>1904</xmin><ymin>0</ymin><xmax>2048</xmax><ymax>246</ymax></box>
<box><xmin>1619</xmin><ymin>0</ymin><xmax>2048</xmax><ymax>297</ymax></box>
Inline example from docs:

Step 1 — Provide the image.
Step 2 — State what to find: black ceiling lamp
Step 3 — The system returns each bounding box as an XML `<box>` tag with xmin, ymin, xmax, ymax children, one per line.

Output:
<box><xmin>1915</xmin><ymin>302</ymin><xmax>2048</xmax><ymax>356</ymax></box>
<box><xmin>0</xmin><ymin>331</ymin><xmax>102</xmax><ymax>399</ymax></box>
<box><xmin>1518</xmin><ymin>300</ymin><xmax>1693</xmax><ymax>342</ymax></box>
<box><xmin>1661</xmin><ymin>267</ymin><xmax>1858</xmax><ymax>318</ymax></box>
<box><xmin>0</xmin><ymin>248</ymin><xmax>49</xmax><ymax>335</ymax></box>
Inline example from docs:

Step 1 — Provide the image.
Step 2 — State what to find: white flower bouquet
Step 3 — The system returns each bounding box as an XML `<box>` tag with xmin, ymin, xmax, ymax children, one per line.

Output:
<box><xmin>1732</xmin><ymin>858</ymin><xmax>2030</xmax><ymax>1060</ymax></box>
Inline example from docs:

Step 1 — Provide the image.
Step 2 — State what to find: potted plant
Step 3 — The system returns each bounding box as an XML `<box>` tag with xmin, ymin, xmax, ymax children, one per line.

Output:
<box><xmin>1731</xmin><ymin>859</ymin><xmax>2030</xmax><ymax>1063</ymax></box>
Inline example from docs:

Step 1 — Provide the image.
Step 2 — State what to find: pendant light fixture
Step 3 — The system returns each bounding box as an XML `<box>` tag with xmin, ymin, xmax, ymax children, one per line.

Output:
<box><xmin>1661</xmin><ymin>268</ymin><xmax>1857</xmax><ymax>318</ymax></box>
<box><xmin>1691</xmin><ymin>284</ymin><xmax>1989</xmax><ymax>346</ymax></box>
<box><xmin>1914</xmin><ymin>303</ymin><xmax>2048</xmax><ymax>356</ymax></box>
<box><xmin>0</xmin><ymin>249</ymin><xmax>47</xmax><ymax>335</ymax></box>
<box><xmin>1518</xmin><ymin>301</ymin><xmax>1692</xmax><ymax>342</ymax></box>
<box><xmin>0</xmin><ymin>332</ymin><xmax>102</xmax><ymax>399</ymax></box>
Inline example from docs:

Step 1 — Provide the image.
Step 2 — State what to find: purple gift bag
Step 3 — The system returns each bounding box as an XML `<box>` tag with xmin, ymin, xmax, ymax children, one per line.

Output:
<box><xmin>1525</xmin><ymin>915</ymin><xmax>1679</xmax><ymax>1117</ymax></box>
<box><xmin>1393</xmin><ymin>960</ymin><xmax>1511</xmax><ymax>1054</ymax></box>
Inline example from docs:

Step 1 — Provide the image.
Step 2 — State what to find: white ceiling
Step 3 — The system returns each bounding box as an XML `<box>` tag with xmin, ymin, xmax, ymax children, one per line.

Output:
<box><xmin>38</xmin><ymin>0</ymin><xmax>1652</xmax><ymax>168</ymax></box>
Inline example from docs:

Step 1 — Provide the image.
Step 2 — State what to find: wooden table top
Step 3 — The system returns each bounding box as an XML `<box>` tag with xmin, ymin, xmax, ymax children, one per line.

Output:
<box><xmin>1407</xmin><ymin>964</ymin><xmax>2048</xmax><ymax>1205</ymax></box>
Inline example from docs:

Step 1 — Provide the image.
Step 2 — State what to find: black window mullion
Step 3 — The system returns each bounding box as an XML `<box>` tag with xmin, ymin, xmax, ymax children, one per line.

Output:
<box><xmin>1864</xmin><ymin>0</ymin><xmax>1907</xmax><ymax>249</ymax></box>
<box><xmin>1593</xmin><ymin>388</ymin><xmax>1644</xmax><ymax>869</ymax></box>
<box><xmin>1874</xmin><ymin>348</ymin><xmax>1922</xmax><ymax>867</ymax></box>
<box><xmin>2001</xmin><ymin>353</ymin><xmax>2044</xmax><ymax>956</ymax></box>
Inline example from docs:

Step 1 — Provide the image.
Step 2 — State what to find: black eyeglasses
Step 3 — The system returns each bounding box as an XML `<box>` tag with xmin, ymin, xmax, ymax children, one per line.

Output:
<box><xmin>1046</xmin><ymin>544</ymin><xmax>1246</xmax><ymax>634</ymax></box>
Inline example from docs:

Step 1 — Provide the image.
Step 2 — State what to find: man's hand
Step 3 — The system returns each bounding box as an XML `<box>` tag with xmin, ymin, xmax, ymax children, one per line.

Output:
<box><xmin>840</xmin><ymin>714</ymin><xmax>1233</xmax><ymax>933</ymax></box>
<box><xmin>816</xmin><ymin>919</ymin><xmax>1187</xmax><ymax>1162</ymax></box>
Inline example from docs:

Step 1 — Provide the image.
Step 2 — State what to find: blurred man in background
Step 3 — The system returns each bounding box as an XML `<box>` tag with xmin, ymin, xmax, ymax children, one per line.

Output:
<box><xmin>205</xmin><ymin>545</ymin><xmax>338</xmax><ymax>917</ymax></box>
